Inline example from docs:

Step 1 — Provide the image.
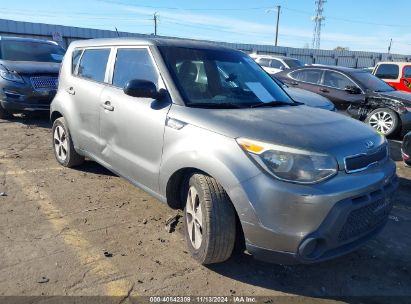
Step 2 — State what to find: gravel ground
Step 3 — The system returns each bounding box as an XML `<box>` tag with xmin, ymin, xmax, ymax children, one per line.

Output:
<box><xmin>0</xmin><ymin>115</ymin><xmax>410</xmax><ymax>304</ymax></box>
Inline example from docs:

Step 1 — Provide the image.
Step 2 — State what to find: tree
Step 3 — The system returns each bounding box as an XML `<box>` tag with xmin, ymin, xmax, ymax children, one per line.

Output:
<box><xmin>334</xmin><ymin>46</ymin><xmax>350</xmax><ymax>51</ymax></box>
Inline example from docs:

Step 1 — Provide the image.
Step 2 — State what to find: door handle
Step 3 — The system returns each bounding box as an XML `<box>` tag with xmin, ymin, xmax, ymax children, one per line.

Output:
<box><xmin>290</xmin><ymin>81</ymin><xmax>299</xmax><ymax>86</ymax></box>
<box><xmin>102</xmin><ymin>101</ymin><xmax>114</xmax><ymax>111</ymax></box>
<box><xmin>67</xmin><ymin>87</ymin><xmax>75</xmax><ymax>95</ymax></box>
<box><xmin>319</xmin><ymin>88</ymin><xmax>329</xmax><ymax>93</ymax></box>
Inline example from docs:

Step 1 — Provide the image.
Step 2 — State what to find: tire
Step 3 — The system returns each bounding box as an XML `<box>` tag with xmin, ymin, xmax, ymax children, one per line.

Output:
<box><xmin>365</xmin><ymin>108</ymin><xmax>399</xmax><ymax>137</ymax></box>
<box><xmin>52</xmin><ymin>117</ymin><xmax>84</xmax><ymax>167</ymax></box>
<box><xmin>404</xmin><ymin>160</ymin><xmax>411</xmax><ymax>167</ymax></box>
<box><xmin>183</xmin><ymin>173</ymin><xmax>236</xmax><ymax>264</ymax></box>
<box><xmin>0</xmin><ymin>104</ymin><xmax>12</xmax><ymax>119</ymax></box>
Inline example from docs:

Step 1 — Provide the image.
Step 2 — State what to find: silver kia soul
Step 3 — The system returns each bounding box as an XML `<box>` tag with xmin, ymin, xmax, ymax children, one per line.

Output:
<box><xmin>51</xmin><ymin>38</ymin><xmax>398</xmax><ymax>264</ymax></box>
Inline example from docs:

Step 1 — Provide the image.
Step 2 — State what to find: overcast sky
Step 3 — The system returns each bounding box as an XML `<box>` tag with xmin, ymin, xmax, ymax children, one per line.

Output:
<box><xmin>1</xmin><ymin>0</ymin><xmax>410</xmax><ymax>54</ymax></box>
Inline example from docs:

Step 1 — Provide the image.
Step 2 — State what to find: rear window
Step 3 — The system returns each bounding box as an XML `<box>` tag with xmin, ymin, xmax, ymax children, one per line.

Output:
<box><xmin>375</xmin><ymin>64</ymin><xmax>399</xmax><ymax>80</ymax></box>
<box><xmin>0</xmin><ymin>39</ymin><xmax>65</xmax><ymax>62</ymax></box>
<box><xmin>77</xmin><ymin>49</ymin><xmax>110</xmax><ymax>82</ymax></box>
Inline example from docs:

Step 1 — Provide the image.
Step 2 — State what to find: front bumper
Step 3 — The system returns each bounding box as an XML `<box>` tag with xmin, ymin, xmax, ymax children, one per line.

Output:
<box><xmin>0</xmin><ymin>79</ymin><xmax>56</xmax><ymax>113</ymax></box>
<box><xmin>229</xmin><ymin>158</ymin><xmax>397</xmax><ymax>264</ymax></box>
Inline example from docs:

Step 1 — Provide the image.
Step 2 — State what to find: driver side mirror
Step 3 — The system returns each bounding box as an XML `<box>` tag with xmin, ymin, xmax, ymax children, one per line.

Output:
<box><xmin>123</xmin><ymin>79</ymin><xmax>166</xmax><ymax>100</ymax></box>
<box><xmin>344</xmin><ymin>85</ymin><xmax>361</xmax><ymax>94</ymax></box>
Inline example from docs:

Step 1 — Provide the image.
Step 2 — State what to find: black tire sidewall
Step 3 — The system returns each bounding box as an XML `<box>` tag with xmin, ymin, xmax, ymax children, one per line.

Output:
<box><xmin>184</xmin><ymin>175</ymin><xmax>209</xmax><ymax>261</ymax></box>
<box><xmin>0</xmin><ymin>104</ymin><xmax>12</xmax><ymax>119</ymax></box>
<box><xmin>365</xmin><ymin>108</ymin><xmax>399</xmax><ymax>137</ymax></box>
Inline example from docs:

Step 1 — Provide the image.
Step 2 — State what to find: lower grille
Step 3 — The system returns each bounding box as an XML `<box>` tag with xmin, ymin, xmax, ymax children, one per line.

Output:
<box><xmin>338</xmin><ymin>198</ymin><xmax>392</xmax><ymax>242</ymax></box>
<box><xmin>30</xmin><ymin>76</ymin><xmax>58</xmax><ymax>91</ymax></box>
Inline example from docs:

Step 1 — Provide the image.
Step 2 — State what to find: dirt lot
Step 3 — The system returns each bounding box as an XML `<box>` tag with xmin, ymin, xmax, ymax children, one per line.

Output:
<box><xmin>0</xmin><ymin>115</ymin><xmax>410</xmax><ymax>304</ymax></box>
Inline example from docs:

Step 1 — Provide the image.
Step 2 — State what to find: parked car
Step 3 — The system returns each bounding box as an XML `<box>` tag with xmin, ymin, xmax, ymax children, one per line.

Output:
<box><xmin>402</xmin><ymin>131</ymin><xmax>411</xmax><ymax>166</ymax></box>
<box><xmin>272</xmin><ymin>77</ymin><xmax>335</xmax><ymax>111</ymax></box>
<box><xmin>276</xmin><ymin>65</ymin><xmax>411</xmax><ymax>136</ymax></box>
<box><xmin>373</xmin><ymin>62</ymin><xmax>411</xmax><ymax>93</ymax></box>
<box><xmin>251</xmin><ymin>54</ymin><xmax>304</xmax><ymax>75</ymax></box>
<box><xmin>0</xmin><ymin>36</ymin><xmax>65</xmax><ymax>119</ymax></box>
<box><xmin>51</xmin><ymin>38</ymin><xmax>397</xmax><ymax>265</ymax></box>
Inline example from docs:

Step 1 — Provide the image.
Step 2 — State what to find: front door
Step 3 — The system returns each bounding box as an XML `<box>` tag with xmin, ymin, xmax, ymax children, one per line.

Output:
<box><xmin>319</xmin><ymin>70</ymin><xmax>365</xmax><ymax>110</ymax></box>
<box><xmin>99</xmin><ymin>47</ymin><xmax>171</xmax><ymax>192</ymax></box>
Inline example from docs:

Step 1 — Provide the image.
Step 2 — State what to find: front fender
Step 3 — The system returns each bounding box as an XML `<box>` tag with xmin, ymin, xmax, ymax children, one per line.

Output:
<box><xmin>159</xmin><ymin>123</ymin><xmax>261</xmax><ymax>222</ymax></box>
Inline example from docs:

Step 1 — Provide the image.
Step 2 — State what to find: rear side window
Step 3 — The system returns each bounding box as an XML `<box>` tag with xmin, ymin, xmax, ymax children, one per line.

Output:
<box><xmin>112</xmin><ymin>48</ymin><xmax>158</xmax><ymax>88</ymax></box>
<box><xmin>290</xmin><ymin>69</ymin><xmax>322</xmax><ymax>84</ymax></box>
<box><xmin>270</xmin><ymin>59</ymin><xmax>285</xmax><ymax>69</ymax></box>
<box><xmin>77</xmin><ymin>48</ymin><xmax>110</xmax><ymax>82</ymax></box>
<box><xmin>375</xmin><ymin>64</ymin><xmax>399</xmax><ymax>80</ymax></box>
<box><xmin>258</xmin><ymin>58</ymin><xmax>270</xmax><ymax>67</ymax></box>
<box><xmin>403</xmin><ymin>66</ymin><xmax>411</xmax><ymax>78</ymax></box>
<box><xmin>71</xmin><ymin>49</ymin><xmax>82</xmax><ymax>74</ymax></box>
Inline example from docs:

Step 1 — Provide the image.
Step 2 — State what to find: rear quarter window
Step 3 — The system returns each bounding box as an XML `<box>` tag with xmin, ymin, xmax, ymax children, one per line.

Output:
<box><xmin>77</xmin><ymin>48</ymin><xmax>110</xmax><ymax>82</ymax></box>
<box><xmin>71</xmin><ymin>49</ymin><xmax>83</xmax><ymax>74</ymax></box>
<box><xmin>375</xmin><ymin>64</ymin><xmax>399</xmax><ymax>80</ymax></box>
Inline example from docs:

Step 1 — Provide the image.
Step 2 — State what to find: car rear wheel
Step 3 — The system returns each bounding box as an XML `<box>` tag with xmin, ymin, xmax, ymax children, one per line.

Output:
<box><xmin>52</xmin><ymin>117</ymin><xmax>84</xmax><ymax>167</ymax></box>
<box><xmin>0</xmin><ymin>104</ymin><xmax>12</xmax><ymax>119</ymax></box>
<box><xmin>365</xmin><ymin>108</ymin><xmax>399</xmax><ymax>137</ymax></box>
<box><xmin>183</xmin><ymin>173</ymin><xmax>236</xmax><ymax>264</ymax></box>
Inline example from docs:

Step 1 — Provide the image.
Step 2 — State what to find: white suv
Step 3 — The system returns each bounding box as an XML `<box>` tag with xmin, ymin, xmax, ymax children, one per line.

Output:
<box><xmin>251</xmin><ymin>54</ymin><xmax>304</xmax><ymax>75</ymax></box>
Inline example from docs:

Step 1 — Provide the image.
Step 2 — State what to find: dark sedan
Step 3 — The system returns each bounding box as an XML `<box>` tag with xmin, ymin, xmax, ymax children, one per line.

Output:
<box><xmin>402</xmin><ymin>132</ymin><xmax>411</xmax><ymax>166</ymax></box>
<box><xmin>276</xmin><ymin>65</ymin><xmax>411</xmax><ymax>136</ymax></box>
<box><xmin>0</xmin><ymin>36</ymin><xmax>64</xmax><ymax>119</ymax></box>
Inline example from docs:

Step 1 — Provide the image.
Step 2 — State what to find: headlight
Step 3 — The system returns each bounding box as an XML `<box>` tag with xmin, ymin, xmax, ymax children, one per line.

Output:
<box><xmin>237</xmin><ymin>138</ymin><xmax>338</xmax><ymax>184</ymax></box>
<box><xmin>0</xmin><ymin>65</ymin><xmax>24</xmax><ymax>83</ymax></box>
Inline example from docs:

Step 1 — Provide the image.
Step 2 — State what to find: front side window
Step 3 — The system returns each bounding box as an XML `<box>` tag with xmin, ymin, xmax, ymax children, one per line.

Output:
<box><xmin>159</xmin><ymin>46</ymin><xmax>293</xmax><ymax>108</ymax></box>
<box><xmin>403</xmin><ymin>66</ymin><xmax>411</xmax><ymax>78</ymax></box>
<box><xmin>112</xmin><ymin>48</ymin><xmax>159</xmax><ymax>88</ymax></box>
<box><xmin>375</xmin><ymin>64</ymin><xmax>399</xmax><ymax>80</ymax></box>
<box><xmin>323</xmin><ymin>71</ymin><xmax>356</xmax><ymax>89</ymax></box>
<box><xmin>0</xmin><ymin>40</ymin><xmax>65</xmax><ymax>63</ymax></box>
<box><xmin>77</xmin><ymin>48</ymin><xmax>110</xmax><ymax>82</ymax></box>
<box><xmin>290</xmin><ymin>69</ymin><xmax>323</xmax><ymax>84</ymax></box>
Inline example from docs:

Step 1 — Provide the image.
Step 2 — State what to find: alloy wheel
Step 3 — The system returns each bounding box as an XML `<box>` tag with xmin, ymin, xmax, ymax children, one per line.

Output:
<box><xmin>368</xmin><ymin>111</ymin><xmax>394</xmax><ymax>135</ymax></box>
<box><xmin>54</xmin><ymin>125</ymin><xmax>68</xmax><ymax>162</ymax></box>
<box><xmin>185</xmin><ymin>186</ymin><xmax>203</xmax><ymax>250</ymax></box>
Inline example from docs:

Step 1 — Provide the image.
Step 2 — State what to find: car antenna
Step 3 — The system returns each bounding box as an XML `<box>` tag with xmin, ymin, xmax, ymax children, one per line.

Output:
<box><xmin>115</xmin><ymin>27</ymin><xmax>120</xmax><ymax>37</ymax></box>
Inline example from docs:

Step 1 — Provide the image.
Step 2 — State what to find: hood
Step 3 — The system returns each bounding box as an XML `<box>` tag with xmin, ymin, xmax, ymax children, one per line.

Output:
<box><xmin>171</xmin><ymin>104</ymin><xmax>385</xmax><ymax>168</ymax></box>
<box><xmin>376</xmin><ymin>90</ymin><xmax>411</xmax><ymax>105</ymax></box>
<box><xmin>0</xmin><ymin>60</ymin><xmax>60</xmax><ymax>75</ymax></box>
<box><xmin>284</xmin><ymin>87</ymin><xmax>335</xmax><ymax>110</ymax></box>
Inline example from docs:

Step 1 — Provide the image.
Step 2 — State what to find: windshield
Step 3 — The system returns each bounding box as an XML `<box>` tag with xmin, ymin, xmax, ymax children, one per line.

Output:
<box><xmin>283</xmin><ymin>59</ymin><xmax>304</xmax><ymax>68</ymax></box>
<box><xmin>159</xmin><ymin>46</ymin><xmax>294</xmax><ymax>108</ymax></box>
<box><xmin>352</xmin><ymin>71</ymin><xmax>395</xmax><ymax>92</ymax></box>
<box><xmin>0</xmin><ymin>40</ymin><xmax>65</xmax><ymax>63</ymax></box>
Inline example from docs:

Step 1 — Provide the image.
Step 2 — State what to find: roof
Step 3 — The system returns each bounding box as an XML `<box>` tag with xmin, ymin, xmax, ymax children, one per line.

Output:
<box><xmin>250</xmin><ymin>54</ymin><xmax>298</xmax><ymax>60</ymax></box>
<box><xmin>297</xmin><ymin>65</ymin><xmax>365</xmax><ymax>74</ymax></box>
<box><xmin>0</xmin><ymin>35</ymin><xmax>58</xmax><ymax>45</ymax></box>
<box><xmin>376</xmin><ymin>61</ymin><xmax>411</xmax><ymax>67</ymax></box>
<box><xmin>69</xmin><ymin>37</ymin><xmax>234</xmax><ymax>51</ymax></box>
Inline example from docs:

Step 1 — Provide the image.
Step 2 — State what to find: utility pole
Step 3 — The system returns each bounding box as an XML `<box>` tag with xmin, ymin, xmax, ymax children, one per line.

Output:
<box><xmin>274</xmin><ymin>5</ymin><xmax>281</xmax><ymax>47</ymax></box>
<box><xmin>388</xmin><ymin>38</ymin><xmax>393</xmax><ymax>54</ymax></box>
<box><xmin>153</xmin><ymin>12</ymin><xmax>158</xmax><ymax>36</ymax></box>
<box><xmin>312</xmin><ymin>0</ymin><xmax>326</xmax><ymax>49</ymax></box>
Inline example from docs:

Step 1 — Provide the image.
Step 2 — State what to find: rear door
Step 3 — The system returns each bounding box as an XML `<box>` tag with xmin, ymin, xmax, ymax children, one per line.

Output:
<box><xmin>374</xmin><ymin>63</ymin><xmax>400</xmax><ymax>89</ymax></box>
<box><xmin>285</xmin><ymin>68</ymin><xmax>324</xmax><ymax>92</ymax></box>
<box><xmin>70</xmin><ymin>47</ymin><xmax>111</xmax><ymax>156</ymax></box>
<box><xmin>319</xmin><ymin>70</ymin><xmax>365</xmax><ymax>110</ymax></box>
<box><xmin>99</xmin><ymin>46</ymin><xmax>171</xmax><ymax>192</ymax></box>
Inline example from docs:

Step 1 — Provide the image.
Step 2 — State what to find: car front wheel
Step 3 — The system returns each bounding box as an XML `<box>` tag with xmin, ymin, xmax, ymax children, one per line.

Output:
<box><xmin>184</xmin><ymin>173</ymin><xmax>236</xmax><ymax>264</ymax></box>
<box><xmin>365</xmin><ymin>108</ymin><xmax>399</xmax><ymax>137</ymax></box>
<box><xmin>52</xmin><ymin>117</ymin><xmax>84</xmax><ymax>167</ymax></box>
<box><xmin>0</xmin><ymin>104</ymin><xmax>12</xmax><ymax>119</ymax></box>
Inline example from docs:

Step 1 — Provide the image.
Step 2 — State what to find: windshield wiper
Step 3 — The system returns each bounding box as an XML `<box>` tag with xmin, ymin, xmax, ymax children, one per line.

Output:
<box><xmin>250</xmin><ymin>100</ymin><xmax>300</xmax><ymax>108</ymax></box>
<box><xmin>186</xmin><ymin>102</ymin><xmax>245</xmax><ymax>109</ymax></box>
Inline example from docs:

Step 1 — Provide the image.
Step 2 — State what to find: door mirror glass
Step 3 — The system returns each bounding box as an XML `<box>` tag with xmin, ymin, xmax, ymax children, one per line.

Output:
<box><xmin>344</xmin><ymin>85</ymin><xmax>361</xmax><ymax>94</ymax></box>
<box><xmin>123</xmin><ymin>79</ymin><xmax>165</xmax><ymax>99</ymax></box>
